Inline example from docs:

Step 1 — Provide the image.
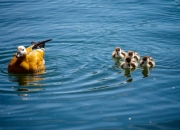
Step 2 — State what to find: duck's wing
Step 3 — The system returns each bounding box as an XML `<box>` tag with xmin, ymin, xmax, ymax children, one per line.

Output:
<box><xmin>149</xmin><ymin>61</ymin><xmax>155</xmax><ymax>67</ymax></box>
<box><xmin>112</xmin><ymin>51</ymin><xmax>116</xmax><ymax>57</ymax></box>
<box><xmin>134</xmin><ymin>52</ymin><xmax>140</xmax><ymax>61</ymax></box>
<box><xmin>120</xmin><ymin>62</ymin><xmax>125</xmax><ymax>68</ymax></box>
<box><xmin>140</xmin><ymin>59</ymin><xmax>144</xmax><ymax>66</ymax></box>
<box><xmin>27</xmin><ymin>49</ymin><xmax>45</xmax><ymax>72</ymax></box>
<box><xmin>130</xmin><ymin>62</ymin><xmax>138</xmax><ymax>68</ymax></box>
<box><xmin>149</xmin><ymin>56</ymin><xmax>155</xmax><ymax>61</ymax></box>
<box><xmin>121</xmin><ymin>50</ymin><xmax>127</xmax><ymax>57</ymax></box>
<box><xmin>32</xmin><ymin>39</ymin><xmax>52</xmax><ymax>50</ymax></box>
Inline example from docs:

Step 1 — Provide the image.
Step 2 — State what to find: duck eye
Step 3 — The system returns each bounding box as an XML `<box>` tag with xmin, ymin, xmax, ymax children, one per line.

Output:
<box><xmin>22</xmin><ymin>49</ymin><xmax>24</xmax><ymax>51</ymax></box>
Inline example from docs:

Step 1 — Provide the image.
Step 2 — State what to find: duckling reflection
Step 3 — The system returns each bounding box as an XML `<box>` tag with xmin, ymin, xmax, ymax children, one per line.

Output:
<box><xmin>9</xmin><ymin>73</ymin><xmax>45</xmax><ymax>86</ymax></box>
<box><xmin>123</xmin><ymin>68</ymin><xmax>137</xmax><ymax>78</ymax></box>
<box><xmin>141</xmin><ymin>66</ymin><xmax>154</xmax><ymax>78</ymax></box>
<box><xmin>112</xmin><ymin>57</ymin><xmax>122</xmax><ymax>70</ymax></box>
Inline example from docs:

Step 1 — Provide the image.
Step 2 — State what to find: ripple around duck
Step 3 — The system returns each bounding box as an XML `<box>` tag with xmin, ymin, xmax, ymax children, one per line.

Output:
<box><xmin>0</xmin><ymin>0</ymin><xmax>180</xmax><ymax>129</ymax></box>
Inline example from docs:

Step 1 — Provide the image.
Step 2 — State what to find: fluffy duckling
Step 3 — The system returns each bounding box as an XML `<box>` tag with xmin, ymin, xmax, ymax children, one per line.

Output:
<box><xmin>8</xmin><ymin>39</ymin><xmax>52</xmax><ymax>73</ymax></box>
<box><xmin>112</xmin><ymin>47</ymin><xmax>127</xmax><ymax>59</ymax></box>
<box><xmin>127</xmin><ymin>51</ymin><xmax>140</xmax><ymax>62</ymax></box>
<box><xmin>140</xmin><ymin>56</ymin><xmax>155</xmax><ymax>67</ymax></box>
<box><xmin>121</xmin><ymin>56</ymin><xmax>138</xmax><ymax>69</ymax></box>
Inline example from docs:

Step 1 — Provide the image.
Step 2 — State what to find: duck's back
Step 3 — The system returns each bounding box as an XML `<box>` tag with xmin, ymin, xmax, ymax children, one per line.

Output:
<box><xmin>27</xmin><ymin>49</ymin><xmax>45</xmax><ymax>72</ymax></box>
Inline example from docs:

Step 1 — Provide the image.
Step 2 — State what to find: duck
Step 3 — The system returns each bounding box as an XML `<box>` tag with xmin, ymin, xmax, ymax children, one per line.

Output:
<box><xmin>140</xmin><ymin>56</ymin><xmax>155</xmax><ymax>67</ymax></box>
<box><xmin>8</xmin><ymin>39</ymin><xmax>52</xmax><ymax>73</ymax></box>
<box><xmin>127</xmin><ymin>51</ymin><xmax>140</xmax><ymax>62</ymax></box>
<box><xmin>121</xmin><ymin>56</ymin><xmax>138</xmax><ymax>69</ymax></box>
<box><xmin>112</xmin><ymin>47</ymin><xmax>127</xmax><ymax>59</ymax></box>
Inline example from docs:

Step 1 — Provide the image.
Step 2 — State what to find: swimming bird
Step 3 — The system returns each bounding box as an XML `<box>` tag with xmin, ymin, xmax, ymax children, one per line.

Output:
<box><xmin>127</xmin><ymin>51</ymin><xmax>140</xmax><ymax>62</ymax></box>
<box><xmin>8</xmin><ymin>39</ymin><xmax>52</xmax><ymax>73</ymax></box>
<box><xmin>140</xmin><ymin>56</ymin><xmax>155</xmax><ymax>67</ymax></box>
<box><xmin>121</xmin><ymin>56</ymin><xmax>138</xmax><ymax>69</ymax></box>
<box><xmin>112</xmin><ymin>47</ymin><xmax>127</xmax><ymax>59</ymax></box>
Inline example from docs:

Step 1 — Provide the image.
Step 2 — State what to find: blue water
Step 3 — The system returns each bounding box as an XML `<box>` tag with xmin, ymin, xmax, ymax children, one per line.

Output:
<box><xmin>1</xmin><ymin>0</ymin><xmax>180</xmax><ymax>129</ymax></box>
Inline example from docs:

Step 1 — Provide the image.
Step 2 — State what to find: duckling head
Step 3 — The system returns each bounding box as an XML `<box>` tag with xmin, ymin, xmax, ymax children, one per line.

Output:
<box><xmin>125</xmin><ymin>56</ymin><xmax>132</xmax><ymax>67</ymax></box>
<box><xmin>142</xmin><ymin>56</ymin><xmax>150</xmax><ymax>65</ymax></box>
<box><xmin>128</xmin><ymin>51</ymin><xmax>134</xmax><ymax>58</ymax></box>
<box><xmin>115</xmin><ymin>47</ymin><xmax>121</xmax><ymax>56</ymax></box>
<box><xmin>16</xmin><ymin>46</ymin><xmax>27</xmax><ymax>58</ymax></box>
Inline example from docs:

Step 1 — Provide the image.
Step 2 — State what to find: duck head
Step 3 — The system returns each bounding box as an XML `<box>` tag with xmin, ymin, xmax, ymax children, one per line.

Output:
<box><xmin>115</xmin><ymin>47</ymin><xmax>121</xmax><ymax>56</ymax></box>
<box><xmin>142</xmin><ymin>56</ymin><xmax>150</xmax><ymax>65</ymax></box>
<box><xmin>125</xmin><ymin>56</ymin><xmax>132</xmax><ymax>67</ymax></box>
<box><xmin>16</xmin><ymin>46</ymin><xmax>27</xmax><ymax>58</ymax></box>
<box><xmin>128</xmin><ymin>51</ymin><xmax>134</xmax><ymax>58</ymax></box>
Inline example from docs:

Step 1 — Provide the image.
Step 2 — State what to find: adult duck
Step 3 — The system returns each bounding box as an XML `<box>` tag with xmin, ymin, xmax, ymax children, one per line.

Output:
<box><xmin>8</xmin><ymin>39</ymin><xmax>52</xmax><ymax>73</ymax></box>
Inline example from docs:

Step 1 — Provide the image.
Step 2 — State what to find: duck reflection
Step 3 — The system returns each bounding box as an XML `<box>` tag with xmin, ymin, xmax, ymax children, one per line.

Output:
<box><xmin>141</xmin><ymin>66</ymin><xmax>153</xmax><ymax>78</ymax></box>
<box><xmin>123</xmin><ymin>68</ymin><xmax>136</xmax><ymax>78</ymax></box>
<box><xmin>16</xmin><ymin>87</ymin><xmax>43</xmax><ymax>100</ymax></box>
<box><xmin>17</xmin><ymin>88</ymin><xmax>29</xmax><ymax>99</ymax></box>
<box><xmin>9</xmin><ymin>72</ymin><xmax>45</xmax><ymax>86</ymax></box>
<box><xmin>112</xmin><ymin>57</ymin><xmax>123</xmax><ymax>69</ymax></box>
<box><xmin>9</xmin><ymin>73</ymin><xmax>45</xmax><ymax>99</ymax></box>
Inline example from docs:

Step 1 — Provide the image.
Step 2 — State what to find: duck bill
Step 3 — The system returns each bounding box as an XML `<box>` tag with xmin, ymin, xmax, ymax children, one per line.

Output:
<box><xmin>16</xmin><ymin>52</ymin><xmax>21</xmax><ymax>58</ymax></box>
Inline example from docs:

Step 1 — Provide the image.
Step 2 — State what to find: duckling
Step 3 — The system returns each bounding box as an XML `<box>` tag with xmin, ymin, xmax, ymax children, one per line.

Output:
<box><xmin>140</xmin><ymin>56</ymin><xmax>155</xmax><ymax>67</ymax></box>
<box><xmin>121</xmin><ymin>56</ymin><xmax>138</xmax><ymax>69</ymax></box>
<box><xmin>112</xmin><ymin>47</ymin><xmax>127</xmax><ymax>59</ymax></box>
<box><xmin>127</xmin><ymin>51</ymin><xmax>140</xmax><ymax>62</ymax></box>
<box><xmin>8</xmin><ymin>39</ymin><xmax>52</xmax><ymax>73</ymax></box>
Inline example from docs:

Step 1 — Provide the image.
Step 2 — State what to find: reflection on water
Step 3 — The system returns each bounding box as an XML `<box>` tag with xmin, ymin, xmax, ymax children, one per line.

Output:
<box><xmin>17</xmin><ymin>88</ymin><xmax>29</xmax><ymax>100</ymax></box>
<box><xmin>112</xmin><ymin>58</ymin><xmax>122</xmax><ymax>69</ymax></box>
<box><xmin>16</xmin><ymin>88</ymin><xmax>42</xmax><ymax>100</ymax></box>
<box><xmin>8</xmin><ymin>73</ymin><xmax>45</xmax><ymax>100</ymax></box>
<box><xmin>8</xmin><ymin>72</ymin><xmax>45</xmax><ymax>86</ymax></box>
<box><xmin>8</xmin><ymin>73</ymin><xmax>45</xmax><ymax>99</ymax></box>
<box><xmin>141</xmin><ymin>66</ymin><xmax>153</xmax><ymax>78</ymax></box>
<box><xmin>123</xmin><ymin>68</ymin><xmax>137</xmax><ymax>78</ymax></box>
<box><xmin>112</xmin><ymin>57</ymin><xmax>136</xmax><ymax>82</ymax></box>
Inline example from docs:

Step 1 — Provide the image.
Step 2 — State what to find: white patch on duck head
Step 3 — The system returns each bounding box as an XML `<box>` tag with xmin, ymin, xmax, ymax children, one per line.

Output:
<box><xmin>16</xmin><ymin>46</ymin><xmax>27</xmax><ymax>58</ymax></box>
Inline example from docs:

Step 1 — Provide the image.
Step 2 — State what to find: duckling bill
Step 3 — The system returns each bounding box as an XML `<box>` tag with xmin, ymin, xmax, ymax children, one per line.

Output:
<box><xmin>8</xmin><ymin>39</ymin><xmax>52</xmax><ymax>73</ymax></box>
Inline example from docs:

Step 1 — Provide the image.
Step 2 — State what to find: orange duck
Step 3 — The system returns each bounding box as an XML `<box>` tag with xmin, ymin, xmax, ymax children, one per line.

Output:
<box><xmin>8</xmin><ymin>39</ymin><xmax>52</xmax><ymax>73</ymax></box>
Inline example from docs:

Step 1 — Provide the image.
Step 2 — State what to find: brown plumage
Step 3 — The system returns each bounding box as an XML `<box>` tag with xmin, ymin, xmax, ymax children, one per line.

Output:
<box><xmin>112</xmin><ymin>47</ymin><xmax>127</xmax><ymax>59</ymax></box>
<box><xmin>8</xmin><ymin>39</ymin><xmax>52</xmax><ymax>73</ymax></box>
<box><xmin>121</xmin><ymin>56</ymin><xmax>138</xmax><ymax>69</ymax></box>
<box><xmin>127</xmin><ymin>51</ymin><xmax>140</xmax><ymax>62</ymax></box>
<box><xmin>140</xmin><ymin>56</ymin><xmax>155</xmax><ymax>67</ymax></box>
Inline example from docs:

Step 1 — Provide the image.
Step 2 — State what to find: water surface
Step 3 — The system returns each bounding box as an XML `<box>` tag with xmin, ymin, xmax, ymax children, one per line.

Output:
<box><xmin>0</xmin><ymin>0</ymin><xmax>180</xmax><ymax>129</ymax></box>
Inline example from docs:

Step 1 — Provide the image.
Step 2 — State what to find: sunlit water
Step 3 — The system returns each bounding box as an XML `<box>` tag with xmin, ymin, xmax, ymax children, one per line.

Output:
<box><xmin>0</xmin><ymin>0</ymin><xmax>180</xmax><ymax>129</ymax></box>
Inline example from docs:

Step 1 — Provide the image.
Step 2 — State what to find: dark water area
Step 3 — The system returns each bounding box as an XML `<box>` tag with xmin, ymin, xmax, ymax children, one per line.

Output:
<box><xmin>0</xmin><ymin>0</ymin><xmax>180</xmax><ymax>129</ymax></box>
